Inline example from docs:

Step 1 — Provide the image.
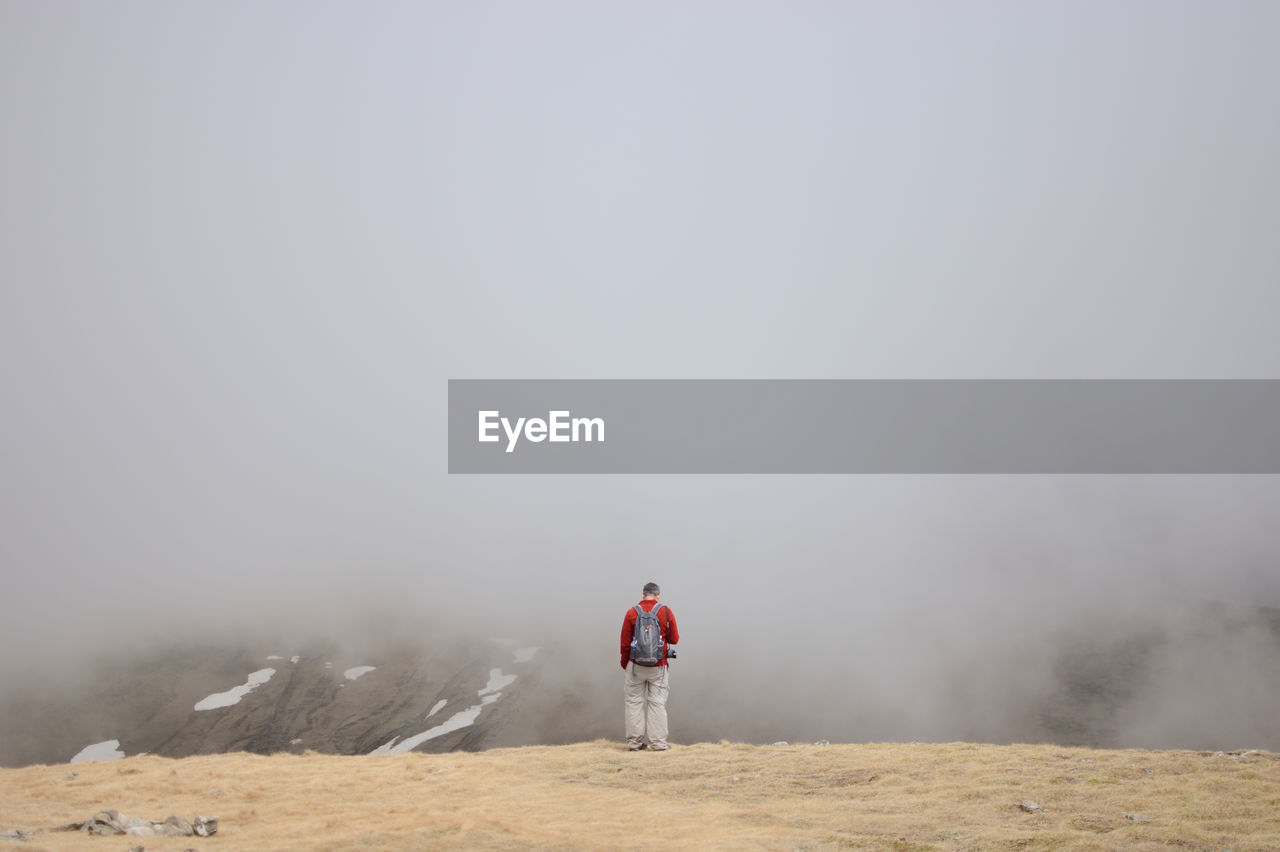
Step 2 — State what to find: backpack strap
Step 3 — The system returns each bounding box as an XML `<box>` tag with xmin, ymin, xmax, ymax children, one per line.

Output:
<box><xmin>651</xmin><ymin>604</ymin><xmax>667</xmax><ymax>639</ymax></box>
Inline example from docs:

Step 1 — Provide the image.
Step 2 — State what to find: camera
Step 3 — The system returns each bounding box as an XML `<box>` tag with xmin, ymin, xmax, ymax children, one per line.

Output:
<box><xmin>667</xmin><ymin>645</ymin><xmax>677</xmax><ymax>659</ymax></box>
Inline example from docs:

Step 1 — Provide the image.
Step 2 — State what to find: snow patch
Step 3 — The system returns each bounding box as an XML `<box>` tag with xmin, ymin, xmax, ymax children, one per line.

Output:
<box><xmin>266</xmin><ymin>655</ymin><xmax>284</xmax><ymax>661</ymax></box>
<box><xmin>194</xmin><ymin>668</ymin><xmax>276</xmax><ymax>711</ymax></box>
<box><xmin>290</xmin><ymin>738</ymin><xmax>303</xmax><ymax>745</ymax></box>
<box><xmin>70</xmin><ymin>740</ymin><xmax>125</xmax><ymax>763</ymax></box>
<box><xmin>513</xmin><ymin>647</ymin><xmax>539</xmax><ymax>663</ymax></box>
<box><xmin>290</xmin><ymin>655</ymin><xmax>301</xmax><ymax>664</ymax></box>
<box><xmin>368</xmin><ymin>670</ymin><xmax>517</xmax><ymax>756</ymax></box>
<box><xmin>479</xmin><ymin>668</ymin><xmax>517</xmax><ymax>697</ymax></box>
<box><xmin>428</xmin><ymin>699</ymin><xmax>447</xmax><ymax>717</ymax></box>
<box><xmin>369</xmin><ymin>703</ymin><xmax>488</xmax><ymax>755</ymax></box>
<box><xmin>344</xmin><ymin>666</ymin><xmax>376</xmax><ymax>681</ymax></box>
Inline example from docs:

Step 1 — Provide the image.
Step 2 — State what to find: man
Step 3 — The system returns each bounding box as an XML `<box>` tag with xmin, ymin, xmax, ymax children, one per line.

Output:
<box><xmin>620</xmin><ymin>581</ymin><xmax>679</xmax><ymax>751</ymax></box>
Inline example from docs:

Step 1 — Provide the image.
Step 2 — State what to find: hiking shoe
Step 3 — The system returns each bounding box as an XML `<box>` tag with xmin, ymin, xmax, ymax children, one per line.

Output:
<box><xmin>649</xmin><ymin>745</ymin><xmax>670</xmax><ymax>751</ymax></box>
<box><xmin>628</xmin><ymin>742</ymin><xmax>648</xmax><ymax>751</ymax></box>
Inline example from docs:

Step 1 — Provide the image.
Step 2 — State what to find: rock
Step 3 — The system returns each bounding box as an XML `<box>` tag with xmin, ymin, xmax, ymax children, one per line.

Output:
<box><xmin>63</xmin><ymin>773</ymin><xmax>77</xmax><ymax>781</ymax></box>
<box><xmin>162</xmin><ymin>816</ymin><xmax>194</xmax><ymax>837</ymax></box>
<box><xmin>1</xmin><ymin>829</ymin><xmax>34</xmax><ymax>841</ymax></box>
<box><xmin>1018</xmin><ymin>800</ymin><xmax>1043</xmax><ymax>813</ymax></box>
<box><xmin>1124</xmin><ymin>812</ymin><xmax>1152</xmax><ymax>822</ymax></box>
<box><xmin>53</xmin><ymin>812</ymin><xmax>210</xmax><ymax>842</ymax></box>
<box><xmin>91</xmin><ymin>810</ymin><xmax>126</xmax><ymax>834</ymax></box>
<box><xmin>771</xmin><ymin>741</ymin><xmax>788</xmax><ymax>746</ymax></box>
<box><xmin>813</xmin><ymin>739</ymin><xmax>830</xmax><ymax>746</ymax></box>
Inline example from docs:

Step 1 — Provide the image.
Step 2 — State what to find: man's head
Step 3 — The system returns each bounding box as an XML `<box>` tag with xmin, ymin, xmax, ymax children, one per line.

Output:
<box><xmin>642</xmin><ymin>581</ymin><xmax>661</xmax><ymax>600</ymax></box>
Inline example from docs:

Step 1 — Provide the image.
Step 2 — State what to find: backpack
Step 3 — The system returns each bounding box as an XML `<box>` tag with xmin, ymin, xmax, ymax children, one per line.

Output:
<box><xmin>630</xmin><ymin>604</ymin><xmax>667</xmax><ymax>666</ymax></box>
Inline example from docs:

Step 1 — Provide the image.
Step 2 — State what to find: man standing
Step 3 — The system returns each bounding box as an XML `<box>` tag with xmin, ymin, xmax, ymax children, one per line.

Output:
<box><xmin>620</xmin><ymin>581</ymin><xmax>679</xmax><ymax>751</ymax></box>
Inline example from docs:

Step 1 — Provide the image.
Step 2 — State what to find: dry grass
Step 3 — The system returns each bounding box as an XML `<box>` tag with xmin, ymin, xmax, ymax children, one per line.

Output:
<box><xmin>2</xmin><ymin>741</ymin><xmax>1278</xmax><ymax>850</ymax></box>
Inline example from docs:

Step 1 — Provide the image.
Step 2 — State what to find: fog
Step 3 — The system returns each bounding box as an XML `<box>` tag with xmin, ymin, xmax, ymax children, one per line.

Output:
<box><xmin>3</xmin><ymin>2</ymin><xmax>1279</xmax><ymax>749</ymax></box>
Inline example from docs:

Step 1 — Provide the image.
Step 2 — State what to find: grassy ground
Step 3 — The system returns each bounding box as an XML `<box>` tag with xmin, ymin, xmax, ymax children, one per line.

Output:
<box><xmin>1</xmin><ymin>740</ymin><xmax>1276</xmax><ymax>850</ymax></box>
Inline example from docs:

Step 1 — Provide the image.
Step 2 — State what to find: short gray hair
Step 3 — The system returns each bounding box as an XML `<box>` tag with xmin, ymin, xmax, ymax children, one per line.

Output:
<box><xmin>642</xmin><ymin>582</ymin><xmax>661</xmax><ymax>596</ymax></box>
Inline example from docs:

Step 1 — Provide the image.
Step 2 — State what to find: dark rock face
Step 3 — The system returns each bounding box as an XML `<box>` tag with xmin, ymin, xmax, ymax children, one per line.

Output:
<box><xmin>0</xmin><ymin>636</ymin><xmax>584</xmax><ymax>767</ymax></box>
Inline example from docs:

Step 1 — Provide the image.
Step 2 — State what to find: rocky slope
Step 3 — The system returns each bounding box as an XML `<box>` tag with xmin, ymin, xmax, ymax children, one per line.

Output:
<box><xmin>0</xmin><ymin>634</ymin><xmax>613</xmax><ymax>767</ymax></box>
<box><xmin>3</xmin><ymin>600</ymin><xmax>1277</xmax><ymax>767</ymax></box>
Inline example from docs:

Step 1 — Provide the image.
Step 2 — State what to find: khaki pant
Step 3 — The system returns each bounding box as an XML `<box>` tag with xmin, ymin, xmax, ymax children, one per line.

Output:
<box><xmin>624</xmin><ymin>662</ymin><xmax>669</xmax><ymax>748</ymax></box>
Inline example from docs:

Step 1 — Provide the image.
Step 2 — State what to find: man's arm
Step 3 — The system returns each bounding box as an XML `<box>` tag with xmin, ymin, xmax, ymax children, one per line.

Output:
<box><xmin>665</xmin><ymin>607</ymin><xmax>679</xmax><ymax>646</ymax></box>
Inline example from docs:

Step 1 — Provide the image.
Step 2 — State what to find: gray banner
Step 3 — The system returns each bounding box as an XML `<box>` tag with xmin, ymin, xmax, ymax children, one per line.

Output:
<box><xmin>447</xmin><ymin>380</ymin><xmax>1280</xmax><ymax>473</ymax></box>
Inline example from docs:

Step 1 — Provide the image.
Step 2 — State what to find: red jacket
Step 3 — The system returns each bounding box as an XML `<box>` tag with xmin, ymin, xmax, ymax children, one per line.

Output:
<box><xmin>621</xmin><ymin>600</ymin><xmax>679</xmax><ymax>669</ymax></box>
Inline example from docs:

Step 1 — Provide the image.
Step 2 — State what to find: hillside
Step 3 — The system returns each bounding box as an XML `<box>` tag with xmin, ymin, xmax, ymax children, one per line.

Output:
<box><xmin>0</xmin><ymin>637</ymin><xmax>606</xmax><ymax>768</ymax></box>
<box><xmin>3</xmin><ymin>599</ymin><xmax>1279</xmax><ymax>769</ymax></box>
<box><xmin>1</xmin><ymin>741</ymin><xmax>1277</xmax><ymax>850</ymax></box>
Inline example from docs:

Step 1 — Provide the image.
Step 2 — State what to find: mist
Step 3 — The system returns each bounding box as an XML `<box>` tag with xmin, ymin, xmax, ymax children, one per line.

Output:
<box><xmin>3</xmin><ymin>1</ymin><xmax>1280</xmax><ymax>751</ymax></box>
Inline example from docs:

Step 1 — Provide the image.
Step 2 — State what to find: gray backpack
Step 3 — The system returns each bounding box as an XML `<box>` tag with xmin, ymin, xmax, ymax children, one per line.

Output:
<box><xmin>630</xmin><ymin>604</ymin><xmax>667</xmax><ymax>666</ymax></box>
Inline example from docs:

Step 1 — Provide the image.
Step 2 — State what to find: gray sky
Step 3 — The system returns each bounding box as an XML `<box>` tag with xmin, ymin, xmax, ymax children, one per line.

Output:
<box><xmin>3</xmin><ymin>0</ymin><xmax>1279</xmax><ymax>735</ymax></box>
